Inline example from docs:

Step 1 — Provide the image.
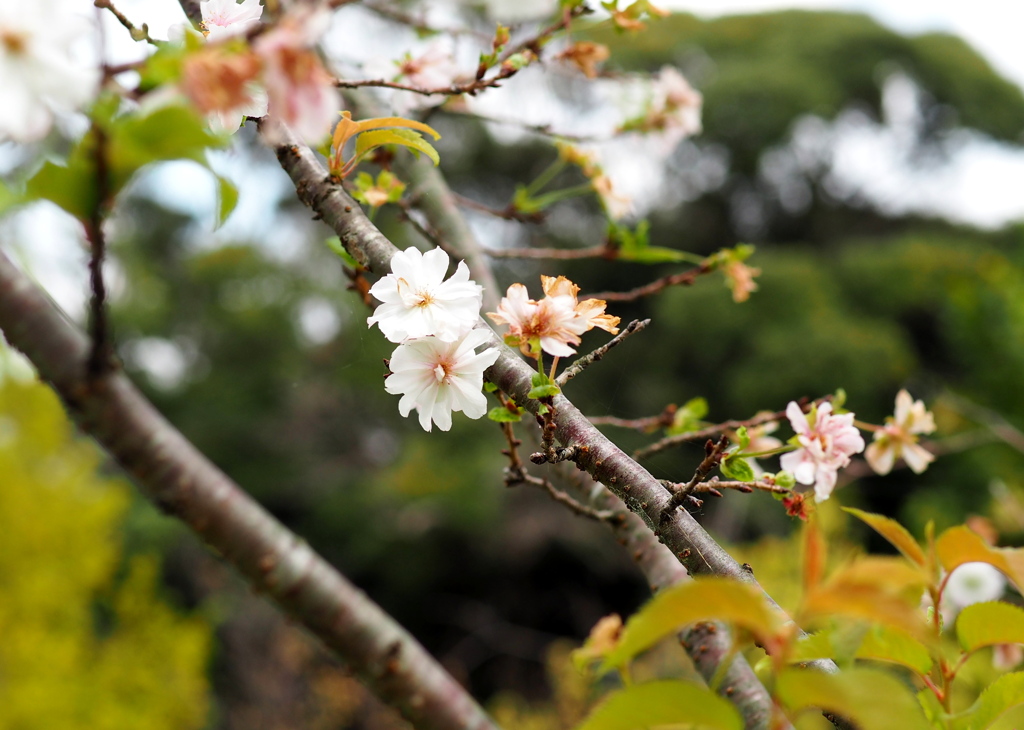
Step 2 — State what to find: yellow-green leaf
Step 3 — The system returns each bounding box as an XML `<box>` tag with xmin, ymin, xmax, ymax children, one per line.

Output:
<box><xmin>844</xmin><ymin>507</ymin><xmax>927</xmax><ymax>567</ymax></box>
<box><xmin>956</xmin><ymin>601</ymin><xmax>1024</xmax><ymax>655</ymax></box>
<box><xmin>776</xmin><ymin>667</ymin><xmax>931</xmax><ymax>730</ymax></box>
<box><xmin>216</xmin><ymin>174</ymin><xmax>239</xmax><ymax>228</ymax></box>
<box><xmin>788</xmin><ymin>625</ymin><xmax>933</xmax><ymax>675</ymax></box>
<box><xmin>353</xmin><ymin>128</ymin><xmax>440</xmax><ymax>167</ymax></box>
<box><xmin>935</xmin><ymin>526</ymin><xmax>1024</xmax><ymax>591</ymax></box>
<box><xmin>599</xmin><ymin>577</ymin><xmax>781</xmax><ymax>673</ymax></box>
<box><xmin>857</xmin><ymin>624</ymin><xmax>934</xmax><ymax>675</ymax></box>
<box><xmin>576</xmin><ymin>680</ymin><xmax>742</xmax><ymax>730</ymax></box>
<box><xmin>949</xmin><ymin>672</ymin><xmax>1024</xmax><ymax>730</ymax></box>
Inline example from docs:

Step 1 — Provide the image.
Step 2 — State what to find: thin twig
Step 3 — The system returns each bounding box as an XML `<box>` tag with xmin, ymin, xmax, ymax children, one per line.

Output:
<box><xmin>585</xmin><ymin>262</ymin><xmax>714</xmax><ymax>303</ymax></box>
<box><xmin>451</xmin><ymin>192</ymin><xmax>545</xmax><ymax>223</ymax></box>
<box><xmin>557</xmin><ymin>319</ymin><xmax>650</xmax><ymax>386</ymax></box>
<box><xmin>94</xmin><ymin>0</ymin><xmax>159</xmax><ymax>45</ymax></box>
<box><xmin>498</xmin><ymin>406</ymin><xmax>611</xmax><ymax>520</ymax></box>
<box><xmin>481</xmin><ymin>243</ymin><xmax>608</xmax><ymax>259</ymax></box>
<box><xmin>634</xmin><ymin>396</ymin><xmax>830</xmax><ymax>461</ymax></box>
<box><xmin>589</xmin><ymin>404</ymin><xmax>678</xmax><ymax>432</ymax></box>
<box><xmin>940</xmin><ymin>391</ymin><xmax>1024</xmax><ymax>454</ymax></box>
<box><xmin>85</xmin><ymin>122</ymin><xmax>113</xmax><ymax>380</ymax></box>
<box><xmin>358</xmin><ymin>1</ymin><xmax>492</xmax><ymax>40</ymax></box>
<box><xmin>660</xmin><ymin>437</ymin><xmax>731</xmax><ymax>523</ymax></box>
<box><xmin>662</xmin><ymin>477</ymin><xmax>793</xmax><ymax>496</ymax></box>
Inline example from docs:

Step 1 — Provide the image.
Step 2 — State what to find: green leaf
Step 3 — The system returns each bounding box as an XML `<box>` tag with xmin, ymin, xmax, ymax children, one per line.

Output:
<box><xmin>324</xmin><ymin>237</ymin><xmax>359</xmax><ymax>267</ymax></box>
<box><xmin>25</xmin><ymin>149</ymin><xmax>97</xmax><ymax>220</ymax></box>
<box><xmin>599</xmin><ymin>577</ymin><xmax>781</xmax><ymax>673</ymax></box>
<box><xmin>487</xmin><ymin>406</ymin><xmax>523</xmax><ymax>423</ymax></box>
<box><xmin>956</xmin><ymin>601</ymin><xmax>1024</xmax><ymax>655</ymax></box>
<box><xmin>353</xmin><ymin>128</ymin><xmax>440</xmax><ymax>167</ymax></box>
<box><xmin>776</xmin><ymin>667</ymin><xmax>931</xmax><ymax>730</ymax></box>
<box><xmin>576</xmin><ymin>680</ymin><xmax>742</xmax><ymax>730</ymax></box>
<box><xmin>935</xmin><ymin>525</ymin><xmax>1024</xmax><ymax>591</ymax></box>
<box><xmin>775</xmin><ymin>470</ymin><xmax>796</xmax><ymax>488</ymax></box>
<box><xmin>735</xmin><ymin>426</ymin><xmax>750</xmax><ymax>450</ymax></box>
<box><xmin>719</xmin><ymin>455</ymin><xmax>754</xmax><ymax>482</ymax></box>
<box><xmin>483</xmin><ymin>382</ymin><xmax>498</xmax><ymax>393</ymax></box>
<box><xmin>666</xmin><ymin>397</ymin><xmax>708</xmax><ymax>435</ymax></box>
<box><xmin>528</xmin><ymin>372</ymin><xmax>561</xmax><ymax>399</ymax></box>
<box><xmin>108</xmin><ymin>104</ymin><xmax>225</xmax><ymax>189</ymax></box>
<box><xmin>857</xmin><ymin>624</ymin><xmax>934</xmax><ymax>675</ymax></box>
<box><xmin>949</xmin><ymin>672</ymin><xmax>1024</xmax><ymax>730</ymax></box>
<box><xmin>0</xmin><ymin>180</ymin><xmax>20</xmax><ymax>217</ymax></box>
<box><xmin>216</xmin><ymin>174</ymin><xmax>239</xmax><ymax>228</ymax></box>
<box><xmin>843</xmin><ymin>507</ymin><xmax>927</xmax><ymax>567</ymax></box>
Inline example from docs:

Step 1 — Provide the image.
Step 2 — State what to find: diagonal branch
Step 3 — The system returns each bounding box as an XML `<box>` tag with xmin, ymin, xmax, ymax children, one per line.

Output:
<box><xmin>0</xmin><ymin>248</ymin><xmax>498</xmax><ymax>730</ymax></box>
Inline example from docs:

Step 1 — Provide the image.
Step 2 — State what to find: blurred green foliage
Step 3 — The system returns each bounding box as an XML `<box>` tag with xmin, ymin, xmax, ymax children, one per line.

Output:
<box><xmin>0</xmin><ymin>375</ymin><xmax>211</xmax><ymax>729</ymax></box>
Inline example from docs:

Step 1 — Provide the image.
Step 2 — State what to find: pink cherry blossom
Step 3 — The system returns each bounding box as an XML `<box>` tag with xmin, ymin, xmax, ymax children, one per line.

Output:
<box><xmin>488</xmin><ymin>276</ymin><xmax>619</xmax><ymax>358</ymax></box>
<box><xmin>200</xmin><ymin>0</ymin><xmax>264</xmax><ymax>41</ymax></box>
<box><xmin>779</xmin><ymin>401</ymin><xmax>864</xmax><ymax>501</ymax></box>
<box><xmin>385</xmin><ymin>329</ymin><xmax>500</xmax><ymax>432</ymax></box>
<box><xmin>865</xmin><ymin>390</ymin><xmax>936</xmax><ymax>475</ymax></box>
<box><xmin>254</xmin><ymin>10</ymin><xmax>340</xmax><ymax>144</ymax></box>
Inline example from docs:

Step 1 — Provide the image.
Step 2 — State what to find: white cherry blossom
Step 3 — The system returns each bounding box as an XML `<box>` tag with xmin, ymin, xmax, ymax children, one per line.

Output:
<box><xmin>385</xmin><ymin>329</ymin><xmax>500</xmax><ymax>432</ymax></box>
<box><xmin>367</xmin><ymin>247</ymin><xmax>484</xmax><ymax>343</ymax></box>
<box><xmin>779</xmin><ymin>401</ymin><xmax>864</xmax><ymax>501</ymax></box>
<box><xmin>0</xmin><ymin>1</ymin><xmax>100</xmax><ymax>142</ymax></box>
<box><xmin>200</xmin><ymin>0</ymin><xmax>264</xmax><ymax>41</ymax></box>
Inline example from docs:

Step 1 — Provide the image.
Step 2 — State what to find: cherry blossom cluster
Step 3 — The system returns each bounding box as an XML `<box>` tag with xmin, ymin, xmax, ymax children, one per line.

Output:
<box><xmin>367</xmin><ymin>247</ymin><xmax>498</xmax><ymax>432</ymax></box>
<box><xmin>777</xmin><ymin>389</ymin><xmax>936</xmax><ymax>503</ymax></box>
<box><xmin>185</xmin><ymin>0</ymin><xmax>340</xmax><ymax>143</ymax></box>
<box><xmin>488</xmin><ymin>276</ymin><xmax>621</xmax><ymax>358</ymax></box>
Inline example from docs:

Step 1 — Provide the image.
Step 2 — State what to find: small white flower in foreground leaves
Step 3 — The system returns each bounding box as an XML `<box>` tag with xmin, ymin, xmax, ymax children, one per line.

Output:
<box><xmin>385</xmin><ymin>329</ymin><xmax>500</xmax><ymax>432</ymax></box>
<box><xmin>200</xmin><ymin>0</ymin><xmax>264</xmax><ymax>41</ymax></box>
<box><xmin>780</xmin><ymin>402</ymin><xmax>864</xmax><ymax>502</ymax></box>
<box><xmin>0</xmin><ymin>0</ymin><xmax>100</xmax><ymax>142</ymax></box>
<box><xmin>944</xmin><ymin>562</ymin><xmax>1006</xmax><ymax>610</ymax></box>
<box><xmin>488</xmin><ymin>276</ymin><xmax>620</xmax><ymax>358</ymax></box>
<box><xmin>865</xmin><ymin>389</ymin><xmax>936</xmax><ymax>475</ymax></box>
<box><xmin>367</xmin><ymin>247</ymin><xmax>484</xmax><ymax>343</ymax></box>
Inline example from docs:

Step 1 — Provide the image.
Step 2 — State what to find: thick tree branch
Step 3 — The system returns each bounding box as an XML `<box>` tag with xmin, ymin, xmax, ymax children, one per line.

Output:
<box><xmin>0</xmin><ymin>249</ymin><xmax>498</xmax><ymax>730</ymax></box>
<box><xmin>549</xmin><ymin>465</ymin><xmax>782</xmax><ymax>730</ymax></box>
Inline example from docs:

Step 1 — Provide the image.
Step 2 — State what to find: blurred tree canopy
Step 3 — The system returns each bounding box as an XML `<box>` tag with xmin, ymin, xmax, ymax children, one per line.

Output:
<box><xmin>0</xmin><ymin>375</ymin><xmax>210</xmax><ymax>729</ymax></box>
<box><xmin>25</xmin><ymin>6</ymin><xmax>1020</xmax><ymax>725</ymax></box>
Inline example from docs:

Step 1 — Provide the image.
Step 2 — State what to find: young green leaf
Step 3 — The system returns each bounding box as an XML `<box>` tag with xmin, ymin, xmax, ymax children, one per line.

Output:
<box><xmin>776</xmin><ymin>667</ymin><xmax>931</xmax><ymax>730</ymax></box>
<box><xmin>956</xmin><ymin>601</ymin><xmax>1024</xmax><ymax>655</ymax></box>
<box><xmin>216</xmin><ymin>174</ymin><xmax>239</xmax><ymax>228</ymax></box>
<box><xmin>719</xmin><ymin>455</ymin><xmax>754</xmax><ymax>482</ymax></box>
<box><xmin>528</xmin><ymin>372</ymin><xmax>561</xmax><ymax>399</ymax></box>
<box><xmin>353</xmin><ymin>128</ymin><xmax>440</xmax><ymax>167</ymax></box>
<box><xmin>949</xmin><ymin>672</ymin><xmax>1024</xmax><ymax>730</ymax></box>
<box><xmin>487</xmin><ymin>406</ymin><xmax>523</xmax><ymax>423</ymax></box>
<box><xmin>599</xmin><ymin>577</ymin><xmax>781</xmax><ymax>673</ymax></box>
<box><xmin>575</xmin><ymin>680</ymin><xmax>742</xmax><ymax>730</ymax></box>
